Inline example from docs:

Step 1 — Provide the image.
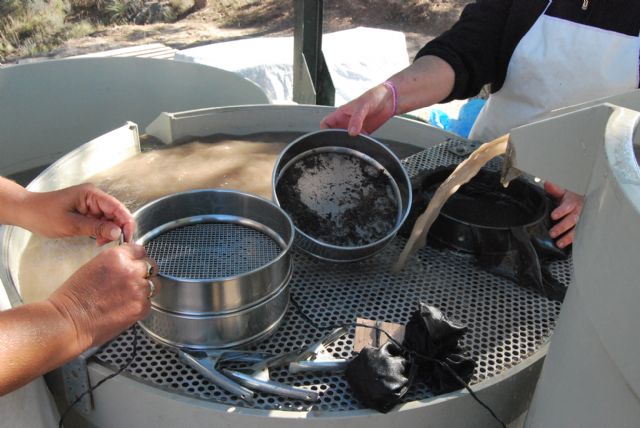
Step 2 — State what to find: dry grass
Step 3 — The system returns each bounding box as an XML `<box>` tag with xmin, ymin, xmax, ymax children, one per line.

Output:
<box><xmin>1</xmin><ymin>0</ymin><xmax>79</xmax><ymax>59</ymax></box>
<box><xmin>0</xmin><ymin>0</ymin><xmax>196</xmax><ymax>61</ymax></box>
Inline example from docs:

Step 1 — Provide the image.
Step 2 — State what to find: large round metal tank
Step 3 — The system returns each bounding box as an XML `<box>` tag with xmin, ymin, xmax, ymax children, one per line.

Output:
<box><xmin>0</xmin><ymin>105</ymin><xmax>562</xmax><ymax>428</ymax></box>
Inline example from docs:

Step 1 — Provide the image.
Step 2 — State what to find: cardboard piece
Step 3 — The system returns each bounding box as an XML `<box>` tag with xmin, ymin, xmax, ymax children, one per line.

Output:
<box><xmin>353</xmin><ymin>318</ymin><xmax>405</xmax><ymax>353</ymax></box>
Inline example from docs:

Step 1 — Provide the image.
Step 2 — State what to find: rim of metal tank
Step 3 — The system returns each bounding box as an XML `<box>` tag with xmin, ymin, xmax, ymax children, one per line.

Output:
<box><xmin>87</xmin><ymin>340</ymin><xmax>551</xmax><ymax>422</ymax></box>
<box><xmin>271</xmin><ymin>129</ymin><xmax>413</xmax><ymax>256</ymax></box>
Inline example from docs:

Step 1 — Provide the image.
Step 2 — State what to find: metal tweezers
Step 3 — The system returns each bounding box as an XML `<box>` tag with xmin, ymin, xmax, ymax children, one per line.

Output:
<box><xmin>178</xmin><ymin>326</ymin><xmax>350</xmax><ymax>403</ymax></box>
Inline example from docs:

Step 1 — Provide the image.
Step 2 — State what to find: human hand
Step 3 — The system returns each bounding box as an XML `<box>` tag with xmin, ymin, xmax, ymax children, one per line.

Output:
<box><xmin>47</xmin><ymin>244</ymin><xmax>158</xmax><ymax>350</ymax></box>
<box><xmin>544</xmin><ymin>181</ymin><xmax>584</xmax><ymax>249</ymax></box>
<box><xmin>320</xmin><ymin>83</ymin><xmax>395</xmax><ymax>136</ymax></box>
<box><xmin>20</xmin><ymin>183</ymin><xmax>135</xmax><ymax>245</ymax></box>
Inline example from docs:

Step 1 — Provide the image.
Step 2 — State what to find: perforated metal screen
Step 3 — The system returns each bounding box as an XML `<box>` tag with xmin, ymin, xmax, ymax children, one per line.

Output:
<box><xmin>145</xmin><ymin>223</ymin><xmax>283</xmax><ymax>279</ymax></box>
<box><xmin>95</xmin><ymin>138</ymin><xmax>569</xmax><ymax>412</ymax></box>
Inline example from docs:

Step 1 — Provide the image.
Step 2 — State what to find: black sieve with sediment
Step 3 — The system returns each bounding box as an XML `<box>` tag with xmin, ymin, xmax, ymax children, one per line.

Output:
<box><xmin>402</xmin><ymin>166</ymin><xmax>568</xmax><ymax>301</ymax></box>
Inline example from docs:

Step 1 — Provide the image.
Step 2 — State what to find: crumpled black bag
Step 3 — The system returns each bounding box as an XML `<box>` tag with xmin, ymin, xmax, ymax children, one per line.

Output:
<box><xmin>400</xmin><ymin>166</ymin><xmax>568</xmax><ymax>301</ymax></box>
<box><xmin>403</xmin><ymin>302</ymin><xmax>475</xmax><ymax>394</ymax></box>
<box><xmin>403</xmin><ymin>302</ymin><xmax>467</xmax><ymax>356</ymax></box>
<box><xmin>428</xmin><ymin>353</ymin><xmax>476</xmax><ymax>395</ymax></box>
<box><xmin>345</xmin><ymin>342</ymin><xmax>416</xmax><ymax>413</ymax></box>
<box><xmin>345</xmin><ymin>303</ymin><xmax>474</xmax><ymax>412</ymax></box>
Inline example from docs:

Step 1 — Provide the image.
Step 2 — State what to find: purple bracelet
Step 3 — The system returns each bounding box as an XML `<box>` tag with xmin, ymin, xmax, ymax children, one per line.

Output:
<box><xmin>383</xmin><ymin>80</ymin><xmax>398</xmax><ymax>116</ymax></box>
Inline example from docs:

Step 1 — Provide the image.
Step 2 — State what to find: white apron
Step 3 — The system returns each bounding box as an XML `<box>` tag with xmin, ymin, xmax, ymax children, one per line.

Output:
<box><xmin>469</xmin><ymin>1</ymin><xmax>640</xmax><ymax>142</ymax></box>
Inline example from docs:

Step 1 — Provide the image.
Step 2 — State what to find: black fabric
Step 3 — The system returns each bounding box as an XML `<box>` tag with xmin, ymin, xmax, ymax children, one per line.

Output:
<box><xmin>345</xmin><ymin>342</ymin><xmax>415</xmax><ymax>413</ymax></box>
<box><xmin>345</xmin><ymin>303</ymin><xmax>474</xmax><ymax>412</ymax></box>
<box><xmin>403</xmin><ymin>303</ymin><xmax>475</xmax><ymax>394</ymax></box>
<box><xmin>403</xmin><ymin>302</ymin><xmax>467</xmax><ymax>358</ymax></box>
<box><xmin>416</xmin><ymin>0</ymin><xmax>640</xmax><ymax>101</ymax></box>
<box><xmin>469</xmin><ymin>199</ymin><xmax>568</xmax><ymax>301</ymax></box>
<box><xmin>429</xmin><ymin>353</ymin><xmax>476</xmax><ymax>395</ymax></box>
<box><xmin>546</xmin><ymin>0</ymin><xmax>640</xmax><ymax>36</ymax></box>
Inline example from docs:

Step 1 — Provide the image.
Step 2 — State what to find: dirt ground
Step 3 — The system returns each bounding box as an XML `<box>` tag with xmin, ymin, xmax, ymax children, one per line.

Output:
<box><xmin>47</xmin><ymin>1</ymin><xmax>472</xmax><ymax>60</ymax></box>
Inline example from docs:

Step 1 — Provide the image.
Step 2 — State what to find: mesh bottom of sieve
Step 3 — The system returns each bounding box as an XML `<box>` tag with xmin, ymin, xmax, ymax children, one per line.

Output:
<box><xmin>145</xmin><ymin>222</ymin><xmax>283</xmax><ymax>279</ymax></box>
<box><xmin>96</xmin><ymin>137</ymin><xmax>568</xmax><ymax>412</ymax></box>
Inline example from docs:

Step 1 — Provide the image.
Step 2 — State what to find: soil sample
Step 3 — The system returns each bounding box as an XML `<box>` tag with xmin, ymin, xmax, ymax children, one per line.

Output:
<box><xmin>276</xmin><ymin>151</ymin><xmax>399</xmax><ymax>247</ymax></box>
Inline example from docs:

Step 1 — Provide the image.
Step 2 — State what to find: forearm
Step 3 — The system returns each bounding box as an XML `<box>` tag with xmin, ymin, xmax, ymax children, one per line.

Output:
<box><xmin>0</xmin><ymin>300</ymin><xmax>83</xmax><ymax>395</ymax></box>
<box><xmin>387</xmin><ymin>55</ymin><xmax>455</xmax><ymax>114</ymax></box>
<box><xmin>0</xmin><ymin>177</ymin><xmax>31</xmax><ymax>228</ymax></box>
<box><xmin>414</xmin><ymin>0</ymin><xmax>517</xmax><ymax>101</ymax></box>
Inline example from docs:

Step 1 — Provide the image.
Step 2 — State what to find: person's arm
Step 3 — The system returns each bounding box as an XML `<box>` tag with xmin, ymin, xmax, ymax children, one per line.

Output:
<box><xmin>321</xmin><ymin>0</ymin><xmax>516</xmax><ymax>136</ymax></box>
<box><xmin>0</xmin><ymin>177</ymin><xmax>135</xmax><ymax>244</ymax></box>
<box><xmin>415</xmin><ymin>0</ymin><xmax>516</xmax><ymax>101</ymax></box>
<box><xmin>0</xmin><ymin>177</ymin><xmax>155</xmax><ymax>395</ymax></box>
<box><xmin>0</xmin><ymin>300</ymin><xmax>79</xmax><ymax>394</ymax></box>
<box><xmin>0</xmin><ymin>244</ymin><xmax>157</xmax><ymax>395</ymax></box>
<box><xmin>321</xmin><ymin>55</ymin><xmax>455</xmax><ymax>136</ymax></box>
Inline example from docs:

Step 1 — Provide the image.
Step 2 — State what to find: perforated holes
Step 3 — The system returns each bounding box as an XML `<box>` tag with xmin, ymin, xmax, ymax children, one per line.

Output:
<box><xmin>96</xmin><ymin>139</ymin><xmax>568</xmax><ymax>412</ymax></box>
<box><xmin>146</xmin><ymin>222</ymin><xmax>282</xmax><ymax>279</ymax></box>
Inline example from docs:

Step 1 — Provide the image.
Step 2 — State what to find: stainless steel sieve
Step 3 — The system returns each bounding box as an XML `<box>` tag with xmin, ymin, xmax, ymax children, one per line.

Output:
<box><xmin>133</xmin><ymin>189</ymin><xmax>294</xmax><ymax>349</ymax></box>
<box><xmin>272</xmin><ymin>129</ymin><xmax>412</xmax><ymax>262</ymax></box>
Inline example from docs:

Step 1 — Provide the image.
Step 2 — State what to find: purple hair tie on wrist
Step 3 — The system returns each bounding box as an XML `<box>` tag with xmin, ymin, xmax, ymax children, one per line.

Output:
<box><xmin>383</xmin><ymin>80</ymin><xmax>398</xmax><ymax>116</ymax></box>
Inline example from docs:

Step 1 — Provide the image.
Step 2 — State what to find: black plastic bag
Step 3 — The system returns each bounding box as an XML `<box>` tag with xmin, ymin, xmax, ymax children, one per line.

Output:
<box><xmin>345</xmin><ymin>342</ymin><xmax>416</xmax><ymax>413</ymax></box>
<box><xmin>403</xmin><ymin>302</ymin><xmax>475</xmax><ymax>393</ymax></box>
<box><xmin>429</xmin><ymin>353</ymin><xmax>476</xmax><ymax>394</ymax></box>
<box><xmin>403</xmin><ymin>302</ymin><xmax>467</xmax><ymax>357</ymax></box>
<box><xmin>345</xmin><ymin>303</ymin><xmax>475</xmax><ymax>412</ymax></box>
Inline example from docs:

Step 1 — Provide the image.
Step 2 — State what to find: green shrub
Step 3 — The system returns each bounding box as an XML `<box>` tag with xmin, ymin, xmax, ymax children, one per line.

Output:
<box><xmin>68</xmin><ymin>0</ymin><xmax>107</xmax><ymax>8</ymax></box>
<box><xmin>104</xmin><ymin>0</ymin><xmax>144</xmax><ymax>24</ymax></box>
<box><xmin>0</xmin><ymin>1</ymin><xmax>69</xmax><ymax>58</ymax></box>
<box><xmin>66</xmin><ymin>20</ymin><xmax>95</xmax><ymax>39</ymax></box>
<box><xmin>0</xmin><ymin>0</ymin><xmax>24</xmax><ymax>17</ymax></box>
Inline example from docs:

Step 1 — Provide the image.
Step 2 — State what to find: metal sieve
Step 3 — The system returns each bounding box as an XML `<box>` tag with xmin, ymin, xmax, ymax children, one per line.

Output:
<box><xmin>272</xmin><ymin>129</ymin><xmax>412</xmax><ymax>262</ymax></box>
<box><xmin>133</xmin><ymin>189</ymin><xmax>294</xmax><ymax>349</ymax></box>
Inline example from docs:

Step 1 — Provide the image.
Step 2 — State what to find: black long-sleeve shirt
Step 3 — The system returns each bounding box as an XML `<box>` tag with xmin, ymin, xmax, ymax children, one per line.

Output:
<box><xmin>416</xmin><ymin>0</ymin><xmax>640</xmax><ymax>102</ymax></box>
